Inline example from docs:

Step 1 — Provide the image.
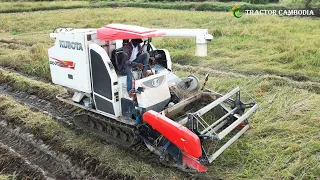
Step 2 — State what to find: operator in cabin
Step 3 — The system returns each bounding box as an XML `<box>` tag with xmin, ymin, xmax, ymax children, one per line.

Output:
<box><xmin>123</xmin><ymin>38</ymin><xmax>153</xmax><ymax>98</ymax></box>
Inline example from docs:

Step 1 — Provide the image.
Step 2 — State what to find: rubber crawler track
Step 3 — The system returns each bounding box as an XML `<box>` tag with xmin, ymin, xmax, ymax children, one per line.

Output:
<box><xmin>74</xmin><ymin>111</ymin><xmax>168</xmax><ymax>167</ymax></box>
<box><xmin>74</xmin><ymin>112</ymin><xmax>137</xmax><ymax>147</ymax></box>
<box><xmin>0</xmin><ymin>83</ymin><xmax>216</xmax><ymax>175</ymax></box>
<box><xmin>0</xmin><ymin>84</ymin><xmax>175</xmax><ymax>173</ymax></box>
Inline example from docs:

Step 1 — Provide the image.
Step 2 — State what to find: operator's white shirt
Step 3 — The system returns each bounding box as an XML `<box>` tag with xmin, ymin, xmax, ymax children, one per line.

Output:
<box><xmin>129</xmin><ymin>44</ymin><xmax>139</xmax><ymax>62</ymax></box>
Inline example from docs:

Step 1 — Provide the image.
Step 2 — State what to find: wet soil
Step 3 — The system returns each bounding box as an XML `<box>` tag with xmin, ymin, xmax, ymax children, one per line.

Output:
<box><xmin>0</xmin><ymin>85</ymin><xmax>136</xmax><ymax>179</ymax></box>
<box><xmin>0</xmin><ymin>119</ymin><xmax>91</xmax><ymax>180</ymax></box>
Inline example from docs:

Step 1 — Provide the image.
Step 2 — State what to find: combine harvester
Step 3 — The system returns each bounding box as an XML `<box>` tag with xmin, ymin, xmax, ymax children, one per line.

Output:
<box><xmin>48</xmin><ymin>24</ymin><xmax>258</xmax><ymax>172</ymax></box>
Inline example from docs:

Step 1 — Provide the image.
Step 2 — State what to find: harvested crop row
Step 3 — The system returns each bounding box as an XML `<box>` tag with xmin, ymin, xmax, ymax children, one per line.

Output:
<box><xmin>0</xmin><ymin>119</ymin><xmax>92</xmax><ymax>179</ymax></box>
<box><xmin>1</xmin><ymin>67</ymin><xmax>319</xmax><ymax>179</ymax></box>
<box><xmin>0</xmin><ymin>1</ymin><xmax>294</xmax><ymax>14</ymax></box>
<box><xmin>0</xmin><ymin>175</ymin><xmax>14</xmax><ymax>180</ymax></box>
<box><xmin>0</xmin><ymin>8</ymin><xmax>319</xmax><ymax>81</ymax></box>
<box><xmin>0</xmin><ymin>94</ymin><xmax>183</xmax><ymax>179</ymax></box>
<box><xmin>0</xmin><ymin>83</ymin><xmax>74</xmax><ymax>128</ymax></box>
<box><xmin>0</xmin><ymin>76</ymin><xmax>202</xmax><ymax>179</ymax></box>
<box><xmin>173</xmin><ymin>64</ymin><xmax>320</xmax><ymax>94</ymax></box>
<box><xmin>0</xmin><ymin>69</ymin><xmax>64</xmax><ymax>101</ymax></box>
<box><xmin>0</xmin><ymin>51</ymin><xmax>320</xmax><ymax>95</ymax></box>
<box><xmin>0</xmin><ymin>145</ymin><xmax>45</xmax><ymax>180</ymax></box>
<box><xmin>0</xmin><ymin>39</ymin><xmax>33</xmax><ymax>47</ymax></box>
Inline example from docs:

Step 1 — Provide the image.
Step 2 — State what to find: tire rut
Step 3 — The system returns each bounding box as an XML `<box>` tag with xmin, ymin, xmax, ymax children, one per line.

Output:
<box><xmin>0</xmin><ymin>83</ymin><xmax>75</xmax><ymax>128</ymax></box>
<box><xmin>1</xmin><ymin>62</ymin><xmax>320</xmax><ymax>95</ymax></box>
<box><xmin>0</xmin><ymin>85</ymin><xmax>137</xmax><ymax>179</ymax></box>
<box><xmin>0</xmin><ymin>39</ymin><xmax>34</xmax><ymax>47</ymax></box>
<box><xmin>0</xmin><ymin>120</ymin><xmax>92</xmax><ymax>180</ymax></box>
<box><xmin>174</xmin><ymin>64</ymin><xmax>320</xmax><ymax>94</ymax></box>
<box><xmin>0</xmin><ymin>84</ymin><xmax>186</xmax><ymax>178</ymax></box>
<box><xmin>0</xmin><ymin>145</ymin><xmax>46</xmax><ymax>179</ymax></box>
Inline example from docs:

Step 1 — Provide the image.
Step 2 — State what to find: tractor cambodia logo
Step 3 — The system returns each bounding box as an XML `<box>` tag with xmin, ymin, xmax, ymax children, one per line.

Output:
<box><xmin>230</xmin><ymin>5</ymin><xmax>318</xmax><ymax>17</ymax></box>
<box><xmin>231</xmin><ymin>5</ymin><xmax>243</xmax><ymax>18</ymax></box>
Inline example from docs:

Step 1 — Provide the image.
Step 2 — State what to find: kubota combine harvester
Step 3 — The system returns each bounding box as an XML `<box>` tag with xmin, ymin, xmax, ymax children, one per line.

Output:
<box><xmin>48</xmin><ymin>24</ymin><xmax>258</xmax><ymax>172</ymax></box>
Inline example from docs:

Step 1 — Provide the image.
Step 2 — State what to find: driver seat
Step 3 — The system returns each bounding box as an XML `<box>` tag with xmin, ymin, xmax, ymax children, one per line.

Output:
<box><xmin>111</xmin><ymin>48</ymin><xmax>126</xmax><ymax>75</ymax></box>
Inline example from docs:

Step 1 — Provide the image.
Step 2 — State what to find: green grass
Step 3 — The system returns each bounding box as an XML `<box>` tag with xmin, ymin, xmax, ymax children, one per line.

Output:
<box><xmin>280</xmin><ymin>0</ymin><xmax>320</xmax><ymax>7</ymax></box>
<box><xmin>0</xmin><ymin>0</ymin><xmax>308</xmax><ymax>14</ymax></box>
<box><xmin>0</xmin><ymin>43</ymin><xmax>51</xmax><ymax>80</ymax></box>
<box><xmin>1</xmin><ymin>65</ymin><xmax>319</xmax><ymax>179</ymax></box>
<box><xmin>0</xmin><ymin>92</ymin><xmax>184</xmax><ymax>179</ymax></box>
<box><xmin>0</xmin><ymin>69</ymin><xmax>64</xmax><ymax>100</ymax></box>
<box><xmin>0</xmin><ymin>175</ymin><xmax>14</xmax><ymax>180</ymax></box>
<box><xmin>175</xmin><ymin>67</ymin><xmax>320</xmax><ymax>179</ymax></box>
<box><xmin>0</xmin><ymin>5</ymin><xmax>319</xmax><ymax>179</ymax></box>
<box><xmin>0</xmin><ymin>7</ymin><xmax>319</xmax><ymax>82</ymax></box>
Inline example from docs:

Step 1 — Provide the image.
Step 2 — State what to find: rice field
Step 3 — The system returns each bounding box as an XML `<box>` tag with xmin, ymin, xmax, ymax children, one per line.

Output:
<box><xmin>0</xmin><ymin>5</ymin><xmax>319</xmax><ymax>179</ymax></box>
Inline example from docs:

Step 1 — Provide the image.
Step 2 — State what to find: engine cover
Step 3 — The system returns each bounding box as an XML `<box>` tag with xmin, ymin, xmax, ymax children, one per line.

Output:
<box><xmin>135</xmin><ymin>73</ymin><xmax>171</xmax><ymax>112</ymax></box>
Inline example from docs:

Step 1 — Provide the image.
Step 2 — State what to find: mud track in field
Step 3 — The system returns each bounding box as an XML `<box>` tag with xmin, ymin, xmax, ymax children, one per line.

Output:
<box><xmin>0</xmin><ymin>39</ymin><xmax>33</xmax><ymax>47</ymax></box>
<box><xmin>0</xmin><ymin>84</ymin><xmax>194</xmax><ymax>178</ymax></box>
<box><xmin>0</xmin><ymin>95</ymin><xmax>134</xmax><ymax>179</ymax></box>
<box><xmin>0</xmin><ymin>82</ymin><xmax>214</xmax><ymax>179</ymax></box>
<box><xmin>0</xmin><ymin>85</ymin><xmax>139</xmax><ymax>179</ymax></box>
<box><xmin>0</xmin><ymin>119</ymin><xmax>93</xmax><ymax>180</ymax></box>
<box><xmin>0</xmin><ymin>145</ymin><xmax>46</xmax><ymax>179</ymax></box>
<box><xmin>174</xmin><ymin>64</ymin><xmax>320</xmax><ymax>94</ymax></box>
<box><xmin>0</xmin><ymin>83</ymin><xmax>75</xmax><ymax>128</ymax></box>
<box><xmin>1</xmin><ymin>61</ymin><xmax>319</xmax><ymax>95</ymax></box>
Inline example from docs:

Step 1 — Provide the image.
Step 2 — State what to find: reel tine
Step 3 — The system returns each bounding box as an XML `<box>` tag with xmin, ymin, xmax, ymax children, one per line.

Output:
<box><xmin>201</xmin><ymin>107</ymin><xmax>238</xmax><ymax>135</ymax></box>
<box><xmin>189</xmin><ymin>87</ymin><xmax>258</xmax><ymax>164</ymax></box>
<box><xmin>208</xmin><ymin>124</ymin><xmax>250</xmax><ymax>163</ymax></box>
<box><xmin>193</xmin><ymin>87</ymin><xmax>241</xmax><ymax>137</ymax></box>
<box><xmin>195</xmin><ymin>87</ymin><xmax>241</xmax><ymax>117</ymax></box>
<box><xmin>217</xmin><ymin>104</ymin><xmax>258</xmax><ymax>140</ymax></box>
<box><xmin>201</xmin><ymin>104</ymin><xmax>257</xmax><ymax>164</ymax></box>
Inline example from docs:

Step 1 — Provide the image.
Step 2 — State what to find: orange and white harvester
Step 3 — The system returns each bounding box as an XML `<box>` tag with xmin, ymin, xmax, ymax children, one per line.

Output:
<box><xmin>48</xmin><ymin>24</ymin><xmax>258</xmax><ymax>172</ymax></box>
